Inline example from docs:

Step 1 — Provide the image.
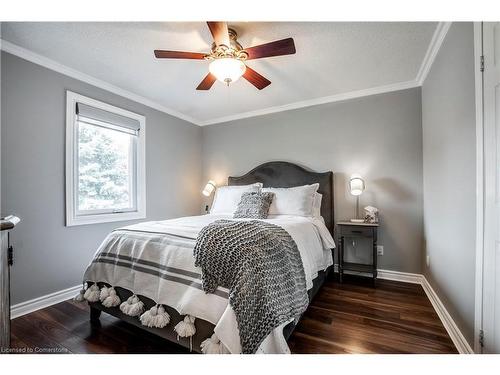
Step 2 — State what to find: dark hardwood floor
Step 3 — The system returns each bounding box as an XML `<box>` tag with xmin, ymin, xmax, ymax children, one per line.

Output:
<box><xmin>9</xmin><ymin>275</ymin><xmax>458</xmax><ymax>354</ymax></box>
<box><xmin>289</xmin><ymin>275</ymin><xmax>457</xmax><ymax>353</ymax></box>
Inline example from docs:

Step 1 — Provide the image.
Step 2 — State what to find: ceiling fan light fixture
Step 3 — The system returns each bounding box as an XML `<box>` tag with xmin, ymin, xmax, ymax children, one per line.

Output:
<box><xmin>154</xmin><ymin>22</ymin><xmax>296</xmax><ymax>90</ymax></box>
<box><xmin>209</xmin><ymin>58</ymin><xmax>246</xmax><ymax>85</ymax></box>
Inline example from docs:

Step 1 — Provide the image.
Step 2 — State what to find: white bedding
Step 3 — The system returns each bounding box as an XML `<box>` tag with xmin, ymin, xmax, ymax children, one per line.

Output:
<box><xmin>84</xmin><ymin>213</ymin><xmax>335</xmax><ymax>353</ymax></box>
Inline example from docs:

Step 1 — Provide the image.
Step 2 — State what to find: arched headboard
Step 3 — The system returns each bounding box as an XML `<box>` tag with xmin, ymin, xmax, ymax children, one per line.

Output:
<box><xmin>228</xmin><ymin>161</ymin><xmax>334</xmax><ymax>235</ymax></box>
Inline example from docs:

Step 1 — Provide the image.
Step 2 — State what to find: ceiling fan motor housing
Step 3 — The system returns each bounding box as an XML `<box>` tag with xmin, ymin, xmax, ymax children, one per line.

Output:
<box><xmin>208</xmin><ymin>28</ymin><xmax>249</xmax><ymax>61</ymax></box>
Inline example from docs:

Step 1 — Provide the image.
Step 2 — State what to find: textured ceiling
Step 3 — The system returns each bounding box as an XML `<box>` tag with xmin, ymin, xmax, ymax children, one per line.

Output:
<box><xmin>1</xmin><ymin>22</ymin><xmax>437</xmax><ymax>124</ymax></box>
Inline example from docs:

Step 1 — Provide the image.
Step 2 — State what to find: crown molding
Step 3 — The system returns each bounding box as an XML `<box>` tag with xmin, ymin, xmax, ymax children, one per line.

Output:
<box><xmin>0</xmin><ymin>39</ymin><xmax>202</xmax><ymax>125</ymax></box>
<box><xmin>199</xmin><ymin>79</ymin><xmax>419</xmax><ymax>126</ymax></box>
<box><xmin>2</xmin><ymin>22</ymin><xmax>449</xmax><ymax>127</ymax></box>
<box><xmin>198</xmin><ymin>22</ymin><xmax>451</xmax><ymax>126</ymax></box>
<box><xmin>416</xmin><ymin>22</ymin><xmax>452</xmax><ymax>86</ymax></box>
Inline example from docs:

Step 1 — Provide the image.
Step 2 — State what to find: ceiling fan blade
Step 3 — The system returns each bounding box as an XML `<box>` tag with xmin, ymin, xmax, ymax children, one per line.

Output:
<box><xmin>207</xmin><ymin>21</ymin><xmax>230</xmax><ymax>47</ymax></box>
<box><xmin>154</xmin><ymin>50</ymin><xmax>206</xmax><ymax>59</ymax></box>
<box><xmin>243</xmin><ymin>66</ymin><xmax>271</xmax><ymax>90</ymax></box>
<box><xmin>196</xmin><ymin>73</ymin><xmax>217</xmax><ymax>90</ymax></box>
<box><xmin>245</xmin><ymin>38</ymin><xmax>296</xmax><ymax>60</ymax></box>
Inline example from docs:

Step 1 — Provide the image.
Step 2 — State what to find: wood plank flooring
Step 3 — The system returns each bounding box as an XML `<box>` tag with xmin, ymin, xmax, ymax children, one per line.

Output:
<box><xmin>9</xmin><ymin>275</ymin><xmax>457</xmax><ymax>354</ymax></box>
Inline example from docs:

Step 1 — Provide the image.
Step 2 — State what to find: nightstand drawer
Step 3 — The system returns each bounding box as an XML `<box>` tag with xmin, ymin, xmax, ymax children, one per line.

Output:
<box><xmin>339</xmin><ymin>226</ymin><xmax>374</xmax><ymax>238</ymax></box>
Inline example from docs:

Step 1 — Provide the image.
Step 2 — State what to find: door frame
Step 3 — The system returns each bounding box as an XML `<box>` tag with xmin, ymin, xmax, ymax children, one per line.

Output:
<box><xmin>473</xmin><ymin>21</ymin><xmax>484</xmax><ymax>354</ymax></box>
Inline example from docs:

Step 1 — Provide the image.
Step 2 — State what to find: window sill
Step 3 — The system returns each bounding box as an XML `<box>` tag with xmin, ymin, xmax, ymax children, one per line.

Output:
<box><xmin>66</xmin><ymin>211</ymin><xmax>146</xmax><ymax>227</ymax></box>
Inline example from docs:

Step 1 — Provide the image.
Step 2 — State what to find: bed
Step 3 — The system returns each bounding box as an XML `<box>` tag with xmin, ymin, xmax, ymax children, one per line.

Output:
<box><xmin>83</xmin><ymin>161</ymin><xmax>335</xmax><ymax>353</ymax></box>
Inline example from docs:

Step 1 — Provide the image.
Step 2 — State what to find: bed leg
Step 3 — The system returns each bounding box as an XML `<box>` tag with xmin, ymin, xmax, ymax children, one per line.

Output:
<box><xmin>90</xmin><ymin>306</ymin><xmax>102</xmax><ymax>323</ymax></box>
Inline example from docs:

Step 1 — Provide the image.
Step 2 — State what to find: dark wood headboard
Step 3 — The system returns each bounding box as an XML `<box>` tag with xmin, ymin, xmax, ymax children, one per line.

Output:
<box><xmin>228</xmin><ymin>161</ymin><xmax>334</xmax><ymax>235</ymax></box>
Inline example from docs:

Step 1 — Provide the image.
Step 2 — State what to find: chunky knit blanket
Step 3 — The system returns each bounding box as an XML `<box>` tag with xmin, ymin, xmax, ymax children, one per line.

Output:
<box><xmin>193</xmin><ymin>219</ymin><xmax>309</xmax><ymax>354</ymax></box>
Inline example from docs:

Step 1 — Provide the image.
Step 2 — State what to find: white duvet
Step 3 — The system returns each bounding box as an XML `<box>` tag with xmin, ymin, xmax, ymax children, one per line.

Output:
<box><xmin>84</xmin><ymin>214</ymin><xmax>335</xmax><ymax>354</ymax></box>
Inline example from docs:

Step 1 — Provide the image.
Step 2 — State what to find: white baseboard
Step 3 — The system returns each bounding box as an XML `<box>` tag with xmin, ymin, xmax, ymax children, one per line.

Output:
<box><xmin>420</xmin><ymin>277</ymin><xmax>474</xmax><ymax>354</ymax></box>
<box><xmin>377</xmin><ymin>268</ymin><xmax>422</xmax><ymax>284</ymax></box>
<box><xmin>9</xmin><ymin>269</ymin><xmax>474</xmax><ymax>354</ymax></box>
<box><xmin>332</xmin><ymin>264</ymin><xmax>474</xmax><ymax>354</ymax></box>
<box><xmin>10</xmin><ymin>285</ymin><xmax>81</xmax><ymax>319</ymax></box>
<box><xmin>332</xmin><ymin>264</ymin><xmax>421</xmax><ymax>284</ymax></box>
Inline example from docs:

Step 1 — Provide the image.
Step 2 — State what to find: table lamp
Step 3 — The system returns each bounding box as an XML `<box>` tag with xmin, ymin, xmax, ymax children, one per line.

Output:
<box><xmin>349</xmin><ymin>174</ymin><xmax>365</xmax><ymax>223</ymax></box>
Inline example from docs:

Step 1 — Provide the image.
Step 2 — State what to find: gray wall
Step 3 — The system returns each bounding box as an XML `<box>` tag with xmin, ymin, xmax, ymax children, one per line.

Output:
<box><xmin>201</xmin><ymin>87</ymin><xmax>424</xmax><ymax>273</ymax></box>
<box><xmin>1</xmin><ymin>52</ymin><xmax>203</xmax><ymax>304</ymax></box>
<box><xmin>421</xmin><ymin>22</ymin><xmax>476</xmax><ymax>345</ymax></box>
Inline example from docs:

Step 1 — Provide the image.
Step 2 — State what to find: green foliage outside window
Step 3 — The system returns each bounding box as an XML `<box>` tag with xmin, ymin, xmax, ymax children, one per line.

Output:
<box><xmin>78</xmin><ymin>122</ymin><xmax>132</xmax><ymax>211</ymax></box>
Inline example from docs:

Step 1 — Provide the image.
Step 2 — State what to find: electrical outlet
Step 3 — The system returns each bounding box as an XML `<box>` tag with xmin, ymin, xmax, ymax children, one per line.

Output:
<box><xmin>376</xmin><ymin>245</ymin><xmax>384</xmax><ymax>256</ymax></box>
<box><xmin>426</xmin><ymin>255</ymin><xmax>430</xmax><ymax>267</ymax></box>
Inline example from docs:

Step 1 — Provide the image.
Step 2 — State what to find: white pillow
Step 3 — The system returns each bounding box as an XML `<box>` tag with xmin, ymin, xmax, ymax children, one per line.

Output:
<box><xmin>312</xmin><ymin>193</ymin><xmax>322</xmax><ymax>218</ymax></box>
<box><xmin>210</xmin><ymin>183</ymin><xmax>263</xmax><ymax>215</ymax></box>
<box><xmin>262</xmin><ymin>183</ymin><xmax>319</xmax><ymax>217</ymax></box>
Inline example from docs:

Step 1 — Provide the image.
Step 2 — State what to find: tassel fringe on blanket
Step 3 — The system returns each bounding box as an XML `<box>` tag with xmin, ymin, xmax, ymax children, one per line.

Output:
<box><xmin>73</xmin><ymin>283</ymin><xmax>86</xmax><ymax>302</ymax></box>
<box><xmin>174</xmin><ymin>315</ymin><xmax>196</xmax><ymax>351</ymax></box>
<box><xmin>200</xmin><ymin>333</ymin><xmax>225</xmax><ymax>354</ymax></box>
<box><xmin>78</xmin><ymin>283</ymin><xmax>121</xmax><ymax>307</ymax></box>
<box><xmin>73</xmin><ymin>288</ymin><xmax>86</xmax><ymax>302</ymax></box>
<box><xmin>102</xmin><ymin>287</ymin><xmax>121</xmax><ymax>307</ymax></box>
<box><xmin>99</xmin><ymin>286</ymin><xmax>110</xmax><ymax>302</ymax></box>
<box><xmin>83</xmin><ymin>284</ymin><xmax>100</xmax><ymax>302</ymax></box>
<box><xmin>140</xmin><ymin>305</ymin><xmax>171</xmax><ymax>328</ymax></box>
<box><xmin>120</xmin><ymin>295</ymin><xmax>145</xmax><ymax>317</ymax></box>
<box><xmin>77</xmin><ymin>282</ymin><xmax>208</xmax><ymax>352</ymax></box>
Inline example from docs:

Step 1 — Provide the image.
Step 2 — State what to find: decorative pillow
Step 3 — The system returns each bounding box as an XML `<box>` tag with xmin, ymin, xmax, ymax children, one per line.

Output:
<box><xmin>233</xmin><ymin>192</ymin><xmax>275</xmax><ymax>219</ymax></box>
<box><xmin>262</xmin><ymin>183</ymin><xmax>319</xmax><ymax>217</ymax></box>
<box><xmin>210</xmin><ymin>183</ymin><xmax>263</xmax><ymax>215</ymax></box>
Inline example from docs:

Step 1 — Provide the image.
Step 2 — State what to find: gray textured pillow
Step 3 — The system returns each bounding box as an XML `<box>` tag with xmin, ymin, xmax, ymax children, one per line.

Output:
<box><xmin>233</xmin><ymin>192</ymin><xmax>275</xmax><ymax>219</ymax></box>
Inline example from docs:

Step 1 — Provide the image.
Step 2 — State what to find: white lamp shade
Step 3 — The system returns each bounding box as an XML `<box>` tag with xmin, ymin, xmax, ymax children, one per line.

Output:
<box><xmin>349</xmin><ymin>175</ymin><xmax>365</xmax><ymax>196</ymax></box>
<box><xmin>202</xmin><ymin>180</ymin><xmax>216</xmax><ymax>197</ymax></box>
<box><xmin>209</xmin><ymin>58</ymin><xmax>246</xmax><ymax>84</ymax></box>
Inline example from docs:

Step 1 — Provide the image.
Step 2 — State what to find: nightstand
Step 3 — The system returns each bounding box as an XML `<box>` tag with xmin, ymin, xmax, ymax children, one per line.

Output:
<box><xmin>337</xmin><ymin>221</ymin><xmax>379</xmax><ymax>284</ymax></box>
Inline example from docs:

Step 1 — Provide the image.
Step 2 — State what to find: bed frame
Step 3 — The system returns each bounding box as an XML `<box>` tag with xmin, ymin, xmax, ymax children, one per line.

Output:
<box><xmin>228</xmin><ymin>161</ymin><xmax>334</xmax><ymax>235</ymax></box>
<box><xmin>89</xmin><ymin>161</ymin><xmax>334</xmax><ymax>352</ymax></box>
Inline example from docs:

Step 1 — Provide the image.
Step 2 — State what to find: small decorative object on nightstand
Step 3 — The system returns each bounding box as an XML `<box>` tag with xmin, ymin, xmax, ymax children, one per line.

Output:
<box><xmin>337</xmin><ymin>221</ymin><xmax>378</xmax><ymax>285</ymax></box>
<box><xmin>349</xmin><ymin>174</ymin><xmax>365</xmax><ymax>223</ymax></box>
<box><xmin>363</xmin><ymin>205</ymin><xmax>379</xmax><ymax>223</ymax></box>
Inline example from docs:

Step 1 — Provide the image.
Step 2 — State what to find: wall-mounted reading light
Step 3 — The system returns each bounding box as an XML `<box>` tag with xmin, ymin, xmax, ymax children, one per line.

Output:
<box><xmin>202</xmin><ymin>180</ymin><xmax>216</xmax><ymax>213</ymax></box>
<box><xmin>202</xmin><ymin>180</ymin><xmax>216</xmax><ymax>197</ymax></box>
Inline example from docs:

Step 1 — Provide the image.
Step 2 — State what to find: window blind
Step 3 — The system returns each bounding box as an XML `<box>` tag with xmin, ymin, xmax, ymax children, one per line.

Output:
<box><xmin>76</xmin><ymin>103</ymin><xmax>140</xmax><ymax>135</ymax></box>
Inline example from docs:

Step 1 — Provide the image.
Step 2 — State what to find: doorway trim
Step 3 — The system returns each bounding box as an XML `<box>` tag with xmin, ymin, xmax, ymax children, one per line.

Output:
<box><xmin>473</xmin><ymin>21</ymin><xmax>485</xmax><ymax>354</ymax></box>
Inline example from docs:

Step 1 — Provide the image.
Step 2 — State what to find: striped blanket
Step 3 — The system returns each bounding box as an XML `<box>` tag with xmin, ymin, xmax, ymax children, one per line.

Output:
<box><xmin>83</xmin><ymin>214</ymin><xmax>335</xmax><ymax>353</ymax></box>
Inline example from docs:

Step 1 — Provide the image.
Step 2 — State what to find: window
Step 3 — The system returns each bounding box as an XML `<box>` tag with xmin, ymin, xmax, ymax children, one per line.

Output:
<box><xmin>66</xmin><ymin>91</ymin><xmax>146</xmax><ymax>226</ymax></box>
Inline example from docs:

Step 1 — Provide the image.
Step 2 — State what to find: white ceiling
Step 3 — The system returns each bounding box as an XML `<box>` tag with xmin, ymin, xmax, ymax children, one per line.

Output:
<box><xmin>1</xmin><ymin>22</ymin><xmax>437</xmax><ymax>125</ymax></box>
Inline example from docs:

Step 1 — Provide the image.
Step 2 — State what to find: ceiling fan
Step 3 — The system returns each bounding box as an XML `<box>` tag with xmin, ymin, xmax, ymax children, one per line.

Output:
<box><xmin>154</xmin><ymin>22</ymin><xmax>296</xmax><ymax>90</ymax></box>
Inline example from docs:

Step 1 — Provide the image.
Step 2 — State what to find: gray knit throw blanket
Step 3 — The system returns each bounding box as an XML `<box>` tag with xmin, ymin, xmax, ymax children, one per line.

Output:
<box><xmin>193</xmin><ymin>219</ymin><xmax>309</xmax><ymax>353</ymax></box>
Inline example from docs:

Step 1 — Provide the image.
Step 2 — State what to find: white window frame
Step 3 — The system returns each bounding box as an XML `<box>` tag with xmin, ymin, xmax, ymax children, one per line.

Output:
<box><xmin>65</xmin><ymin>91</ymin><xmax>146</xmax><ymax>226</ymax></box>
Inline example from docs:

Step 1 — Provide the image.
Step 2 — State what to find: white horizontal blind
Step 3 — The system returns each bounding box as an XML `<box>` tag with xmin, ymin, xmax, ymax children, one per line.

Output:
<box><xmin>76</xmin><ymin>102</ymin><xmax>140</xmax><ymax>135</ymax></box>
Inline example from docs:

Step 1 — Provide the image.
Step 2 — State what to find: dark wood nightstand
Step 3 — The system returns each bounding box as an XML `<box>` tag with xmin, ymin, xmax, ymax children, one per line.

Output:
<box><xmin>337</xmin><ymin>221</ymin><xmax>379</xmax><ymax>284</ymax></box>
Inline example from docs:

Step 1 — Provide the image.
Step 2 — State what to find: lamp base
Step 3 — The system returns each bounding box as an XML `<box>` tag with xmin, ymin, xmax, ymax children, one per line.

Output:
<box><xmin>350</xmin><ymin>219</ymin><xmax>365</xmax><ymax>223</ymax></box>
